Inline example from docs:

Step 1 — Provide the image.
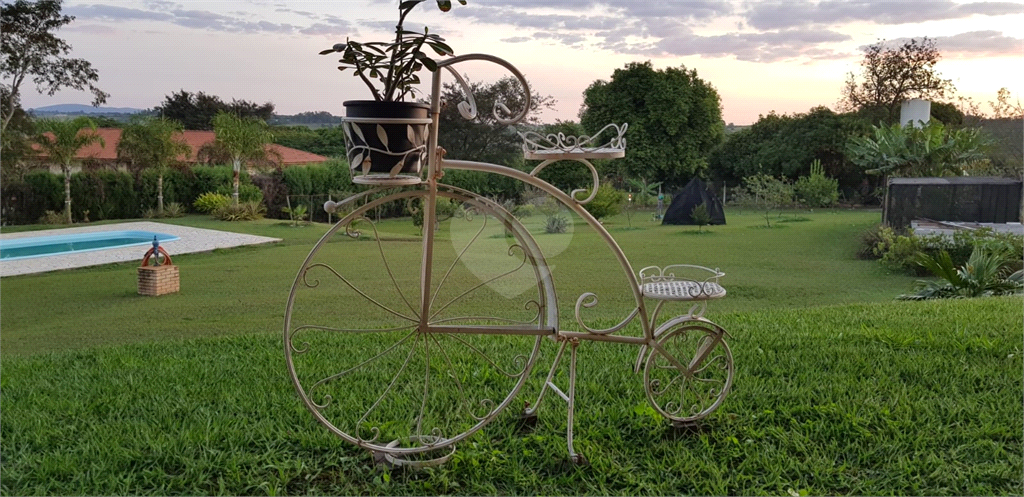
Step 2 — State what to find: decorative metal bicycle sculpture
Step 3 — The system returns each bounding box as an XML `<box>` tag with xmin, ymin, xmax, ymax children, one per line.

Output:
<box><xmin>284</xmin><ymin>54</ymin><xmax>734</xmax><ymax>467</ymax></box>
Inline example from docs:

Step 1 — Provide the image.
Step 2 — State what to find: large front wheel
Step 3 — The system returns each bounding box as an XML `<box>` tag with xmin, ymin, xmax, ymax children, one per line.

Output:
<box><xmin>284</xmin><ymin>187</ymin><xmax>554</xmax><ymax>458</ymax></box>
<box><xmin>643</xmin><ymin>319</ymin><xmax>734</xmax><ymax>425</ymax></box>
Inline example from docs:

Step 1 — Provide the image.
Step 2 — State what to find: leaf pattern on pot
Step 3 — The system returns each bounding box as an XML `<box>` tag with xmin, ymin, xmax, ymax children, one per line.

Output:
<box><xmin>377</xmin><ymin>125</ymin><xmax>389</xmax><ymax>150</ymax></box>
<box><xmin>350</xmin><ymin>122</ymin><xmax>366</xmax><ymax>144</ymax></box>
<box><xmin>349</xmin><ymin>151</ymin><xmax>363</xmax><ymax>171</ymax></box>
<box><xmin>362</xmin><ymin>156</ymin><xmax>372</xmax><ymax>176</ymax></box>
<box><xmin>389</xmin><ymin>156</ymin><xmax>407</xmax><ymax>178</ymax></box>
<box><xmin>406</xmin><ymin>124</ymin><xmax>416</xmax><ymax>145</ymax></box>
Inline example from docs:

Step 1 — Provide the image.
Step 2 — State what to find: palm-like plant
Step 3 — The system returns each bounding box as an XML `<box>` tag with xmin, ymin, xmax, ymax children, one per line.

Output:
<box><xmin>212</xmin><ymin>111</ymin><xmax>273</xmax><ymax>205</ymax></box>
<box><xmin>898</xmin><ymin>247</ymin><xmax>1023</xmax><ymax>300</ymax></box>
<box><xmin>847</xmin><ymin>121</ymin><xmax>989</xmax><ymax>178</ymax></box>
<box><xmin>117</xmin><ymin>116</ymin><xmax>190</xmax><ymax>215</ymax></box>
<box><xmin>33</xmin><ymin>117</ymin><xmax>104</xmax><ymax>223</ymax></box>
<box><xmin>626</xmin><ymin>177</ymin><xmax>662</xmax><ymax>208</ymax></box>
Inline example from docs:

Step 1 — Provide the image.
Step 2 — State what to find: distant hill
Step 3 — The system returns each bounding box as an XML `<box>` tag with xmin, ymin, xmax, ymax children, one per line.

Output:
<box><xmin>29</xmin><ymin>104</ymin><xmax>146</xmax><ymax>115</ymax></box>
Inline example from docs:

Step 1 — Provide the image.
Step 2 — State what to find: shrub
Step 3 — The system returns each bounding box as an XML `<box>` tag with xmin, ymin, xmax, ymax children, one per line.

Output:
<box><xmin>137</xmin><ymin>167</ymin><xmax>190</xmax><ymax>210</ymax></box>
<box><xmin>190</xmin><ymin>166</ymin><xmax>236</xmax><ymax>200</ymax></box>
<box><xmin>282</xmin><ymin>166</ymin><xmax>312</xmax><ymax>196</ymax></box>
<box><xmin>282</xmin><ymin>203</ymin><xmax>309</xmax><ymax>226</ymax></box>
<box><xmin>252</xmin><ymin>171</ymin><xmax>288</xmax><ymax>220</ymax></box>
<box><xmin>691</xmin><ymin>202</ymin><xmax>711</xmax><ymax>232</ymax></box>
<box><xmin>898</xmin><ymin>247</ymin><xmax>1023</xmax><ymax>300</ymax></box>
<box><xmin>1</xmin><ymin>171</ymin><xmax>63</xmax><ymax>225</ymax></box>
<box><xmin>214</xmin><ymin>184</ymin><xmax>264</xmax><ymax>205</ymax></box>
<box><xmin>38</xmin><ymin>210</ymin><xmax>67</xmax><ymax>225</ymax></box>
<box><xmin>581</xmin><ymin>184</ymin><xmax>626</xmax><ymax>220</ymax></box>
<box><xmin>545</xmin><ymin>214</ymin><xmax>569</xmax><ymax>234</ymax></box>
<box><xmin>742</xmin><ymin>173</ymin><xmax>793</xmax><ymax>227</ymax></box>
<box><xmin>793</xmin><ymin>160</ymin><xmax>839</xmax><ymax>208</ymax></box>
<box><xmin>214</xmin><ymin>201</ymin><xmax>266</xmax><ymax>221</ymax></box>
<box><xmin>193</xmin><ymin>192</ymin><xmax>231</xmax><ymax>213</ymax></box>
<box><xmin>410</xmin><ymin>198</ymin><xmax>459</xmax><ymax>230</ymax></box>
<box><xmin>162</xmin><ymin>202</ymin><xmax>185</xmax><ymax>218</ymax></box>
<box><xmin>863</xmin><ymin>224</ymin><xmax>1023</xmax><ymax>275</ymax></box>
<box><xmin>70</xmin><ymin>170</ymin><xmax>139</xmax><ymax>221</ymax></box>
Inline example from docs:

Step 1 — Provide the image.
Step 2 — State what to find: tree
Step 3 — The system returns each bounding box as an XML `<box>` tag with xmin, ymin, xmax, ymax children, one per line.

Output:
<box><xmin>580</xmin><ymin>62</ymin><xmax>724</xmax><ymax>190</ymax></box>
<box><xmin>0</xmin><ymin>86</ymin><xmax>34</xmax><ymax>183</ymax></box>
<box><xmin>436</xmin><ymin>76</ymin><xmax>554</xmax><ymax>166</ymax></box>
<box><xmin>707</xmin><ymin>107</ymin><xmax>870</xmax><ymax>191</ymax></box>
<box><xmin>117</xmin><ymin>116</ymin><xmax>191</xmax><ymax>214</ymax></box>
<box><xmin>742</xmin><ymin>173</ymin><xmax>793</xmax><ymax>228</ymax></box>
<box><xmin>838</xmin><ymin>38</ymin><xmax>954</xmax><ymax>124</ymax></box>
<box><xmin>989</xmin><ymin>88</ymin><xmax>1023</xmax><ymax>119</ymax></box>
<box><xmin>212</xmin><ymin>111</ymin><xmax>274</xmax><ymax>205</ymax></box>
<box><xmin>33</xmin><ymin>116</ymin><xmax>104</xmax><ymax>223</ymax></box>
<box><xmin>1</xmin><ymin>0</ymin><xmax>108</xmax><ymax>133</ymax></box>
<box><xmin>154</xmin><ymin>90</ymin><xmax>274</xmax><ymax>130</ymax></box>
<box><xmin>846</xmin><ymin>121</ymin><xmax>989</xmax><ymax>178</ymax></box>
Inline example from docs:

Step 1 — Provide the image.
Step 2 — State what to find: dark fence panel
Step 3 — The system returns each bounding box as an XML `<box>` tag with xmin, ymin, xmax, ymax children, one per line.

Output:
<box><xmin>884</xmin><ymin>177</ymin><xmax>1022</xmax><ymax>228</ymax></box>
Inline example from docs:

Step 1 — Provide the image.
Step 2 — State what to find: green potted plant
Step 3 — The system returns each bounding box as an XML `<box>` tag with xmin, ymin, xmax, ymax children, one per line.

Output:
<box><xmin>320</xmin><ymin>0</ymin><xmax>465</xmax><ymax>182</ymax></box>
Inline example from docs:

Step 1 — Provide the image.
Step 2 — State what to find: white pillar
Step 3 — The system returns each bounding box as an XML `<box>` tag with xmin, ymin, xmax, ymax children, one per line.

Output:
<box><xmin>900</xmin><ymin>99</ymin><xmax>931</xmax><ymax>128</ymax></box>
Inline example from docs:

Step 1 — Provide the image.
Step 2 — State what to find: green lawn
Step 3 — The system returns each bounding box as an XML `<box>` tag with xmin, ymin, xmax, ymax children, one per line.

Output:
<box><xmin>1</xmin><ymin>208</ymin><xmax>1021</xmax><ymax>495</ymax></box>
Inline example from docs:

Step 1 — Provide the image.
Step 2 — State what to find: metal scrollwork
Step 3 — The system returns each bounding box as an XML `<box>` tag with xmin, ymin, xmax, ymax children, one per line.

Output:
<box><xmin>519</xmin><ymin>123</ymin><xmax>628</xmax><ymax>156</ymax></box>
<box><xmin>438</xmin><ymin>54</ymin><xmax>533</xmax><ymax>126</ymax></box>
<box><xmin>573</xmin><ymin>292</ymin><xmax>640</xmax><ymax>335</ymax></box>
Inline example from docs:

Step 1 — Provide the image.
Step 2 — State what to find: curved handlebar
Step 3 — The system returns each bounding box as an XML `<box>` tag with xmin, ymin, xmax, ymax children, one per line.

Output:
<box><xmin>435</xmin><ymin>54</ymin><xmax>532</xmax><ymax>126</ymax></box>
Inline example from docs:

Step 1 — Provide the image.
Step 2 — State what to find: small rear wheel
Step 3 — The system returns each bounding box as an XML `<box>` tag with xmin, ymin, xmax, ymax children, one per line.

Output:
<box><xmin>643</xmin><ymin>320</ymin><xmax>734</xmax><ymax>425</ymax></box>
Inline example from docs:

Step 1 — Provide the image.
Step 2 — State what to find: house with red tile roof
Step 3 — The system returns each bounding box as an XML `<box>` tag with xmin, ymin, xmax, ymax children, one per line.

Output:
<box><xmin>32</xmin><ymin>128</ymin><xmax>329</xmax><ymax>171</ymax></box>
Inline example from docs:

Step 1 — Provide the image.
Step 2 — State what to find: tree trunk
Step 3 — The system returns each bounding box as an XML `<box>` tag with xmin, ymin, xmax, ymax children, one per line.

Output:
<box><xmin>157</xmin><ymin>174</ymin><xmax>165</xmax><ymax>214</ymax></box>
<box><xmin>232</xmin><ymin>159</ymin><xmax>241</xmax><ymax>206</ymax></box>
<box><xmin>63</xmin><ymin>164</ymin><xmax>72</xmax><ymax>224</ymax></box>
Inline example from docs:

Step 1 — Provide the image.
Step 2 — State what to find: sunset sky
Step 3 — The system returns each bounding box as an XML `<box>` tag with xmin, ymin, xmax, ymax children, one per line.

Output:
<box><xmin>20</xmin><ymin>0</ymin><xmax>1024</xmax><ymax>125</ymax></box>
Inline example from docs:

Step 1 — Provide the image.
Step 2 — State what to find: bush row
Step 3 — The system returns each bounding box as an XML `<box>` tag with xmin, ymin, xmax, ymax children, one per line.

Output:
<box><xmin>859</xmin><ymin>224</ymin><xmax>1024</xmax><ymax>276</ymax></box>
<box><xmin>1</xmin><ymin>165</ymin><xmax>259</xmax><ymax>225</ymax></box>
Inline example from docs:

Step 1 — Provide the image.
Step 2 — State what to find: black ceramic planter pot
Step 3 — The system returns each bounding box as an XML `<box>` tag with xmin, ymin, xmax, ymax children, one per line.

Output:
<box><xmin>342</xmin><ymin>101</ymin><xmax>431</xmax><ymax>180</ymax></box>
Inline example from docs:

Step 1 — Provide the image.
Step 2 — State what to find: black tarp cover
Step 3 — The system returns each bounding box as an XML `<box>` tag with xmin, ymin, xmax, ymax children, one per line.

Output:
<box><xmin>662</xmin><ymin>178</ymin><xmax>726</xmax><ymax>225</ymax></box>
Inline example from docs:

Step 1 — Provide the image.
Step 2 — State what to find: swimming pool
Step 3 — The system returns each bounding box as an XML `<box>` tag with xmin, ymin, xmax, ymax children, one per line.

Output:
<box><xmin>0</xmin><ymin>230</ymin><xmax>180</xmax><ymax>261</ymax></box>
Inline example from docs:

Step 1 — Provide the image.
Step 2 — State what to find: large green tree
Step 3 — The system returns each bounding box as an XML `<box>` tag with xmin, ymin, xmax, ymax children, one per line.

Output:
<box><xmin>117</xmin><ymin>116</ymin><xmax>191</xmax><ymax>214</ymax></box>
<box><xmin>708</xmin><ymin>107</ymin><xmax>870</xmax><ymax>190</ymax></box>
<box><xmin>838</xmin><ymin>38</ymin><xmax>954</xmax><ymax>125</ymax></box>
<box><xmin>33</xmin><ymin>116</ymin><xmax>104</xmax><ymax>223</ymax></box>
<box><xmin>155</xmin><ymin>90</ymin><xmax>274</xmax><ymax>130</ymax></box>
<box><xmin>0</xmin><ymin>86</ymin><xmax>34</xmax><ymax>183</ymax></box>
<box><xmin>1</xmin><ymin>0</ymin><xmax>108</xmax><ymax>133</ymax></box>
<box><xmin>579</xmin><ymin>62</ymin><xmax>724</xmax><ymax>190</ymax></box>
<box><xmin>212</xmin><ymin>111</ymin><xmax>273</xmax><ymax>205</ymax></box>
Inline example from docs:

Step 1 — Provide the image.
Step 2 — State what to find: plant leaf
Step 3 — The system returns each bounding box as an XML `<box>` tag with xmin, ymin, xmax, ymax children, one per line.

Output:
<box><xmin>377</xmin><ymin>125</ymin><xmax>389</xmax><ymax>149</ymax></box>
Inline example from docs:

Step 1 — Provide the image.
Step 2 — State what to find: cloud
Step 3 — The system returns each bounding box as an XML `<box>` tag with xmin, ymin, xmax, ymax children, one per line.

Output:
<box><xmin>875</xmin><ymin>31</ymin><xmax>1024</xmax><ymax>57</ymax></box>
<box><xmin>937</xmin><ymin>30</ymin><xmax>1024</xmax><ymax>56</ymax></box>
<box><xmin>644</xmin><ymin>29</ymin><xmax>851</xmax><ymax>62</ymax></box>
<box><xmin>744</xmin><ymin>1</ymin><xmax>1024</xmax><ymax>31</ymax></box>
<box><xmin>67</xmin><ymin>2</ymin><xmax>350</xmax><ymax>36</ymax></box>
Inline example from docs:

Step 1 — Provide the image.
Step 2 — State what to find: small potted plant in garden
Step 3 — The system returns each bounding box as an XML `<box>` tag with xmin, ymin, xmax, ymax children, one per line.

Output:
<box><xmin>320</xmin><ymin>0</ymin><xmax>465</xmax><ymax>183</ymax></box>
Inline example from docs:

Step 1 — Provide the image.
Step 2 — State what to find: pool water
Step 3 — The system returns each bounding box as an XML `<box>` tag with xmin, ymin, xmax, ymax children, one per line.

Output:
<box><xmin>0</xmin><ymin>231</ymin><xmax>180</xmax><ymax>261</ymax></box>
